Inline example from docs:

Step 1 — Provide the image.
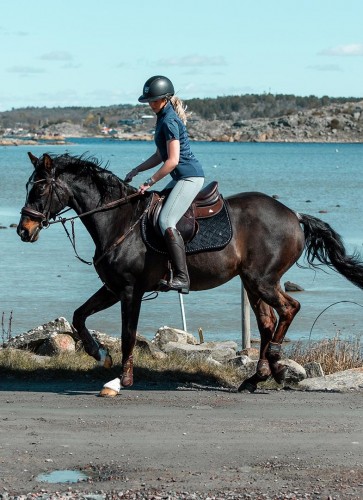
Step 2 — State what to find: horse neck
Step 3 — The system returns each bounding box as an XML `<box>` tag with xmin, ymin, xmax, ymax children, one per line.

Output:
<box><xmin>64</xmin><ymin>170</ymin><xmax>138</xmax><ymax>249</ymax></box>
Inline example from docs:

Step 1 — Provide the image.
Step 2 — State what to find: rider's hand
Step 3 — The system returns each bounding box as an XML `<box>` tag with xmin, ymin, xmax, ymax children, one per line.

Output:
<box><xmin>138</xmin><ymin>177</ymin><xmax>154</xmax><ymax>194</ymax></box>
<box><xmin>138</xmin><ymin>183</ymin><xmax>151</xmax><ymax>195</ymax></box>
<box><xmin>124</xmin><ymin>168</ymin><xmax>138</xmax><ymax>183</ymax></box>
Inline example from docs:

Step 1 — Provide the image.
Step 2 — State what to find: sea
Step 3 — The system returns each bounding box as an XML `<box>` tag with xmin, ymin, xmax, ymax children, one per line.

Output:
<box><xmin>1</xmin><ymin>139</ymin><xmax>363</xmax><ymax>348</ymax></box>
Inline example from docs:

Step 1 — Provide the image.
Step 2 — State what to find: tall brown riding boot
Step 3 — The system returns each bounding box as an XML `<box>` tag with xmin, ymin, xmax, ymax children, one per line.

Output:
<box><xmin>159</xmin><ymin>227</ymin><xmax>190</xmax><ymax>294</ymax></box>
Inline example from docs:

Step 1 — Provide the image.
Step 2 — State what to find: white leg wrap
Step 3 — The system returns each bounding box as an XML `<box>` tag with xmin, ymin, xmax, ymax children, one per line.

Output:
<box><xmin>102</xmin><ymin>377</ymin><xmax>121</xmax><ymax>393</ymax></box>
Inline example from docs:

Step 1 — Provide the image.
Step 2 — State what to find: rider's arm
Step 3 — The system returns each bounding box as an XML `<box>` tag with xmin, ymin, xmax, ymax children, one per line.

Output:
<box><xmin>151</xmin><ymin>139</ymin><xmax>180</xmax><ymax>184</ymax></box>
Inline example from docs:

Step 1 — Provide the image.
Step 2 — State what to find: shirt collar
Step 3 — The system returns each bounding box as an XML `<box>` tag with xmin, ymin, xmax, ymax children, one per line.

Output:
<box><xmin>157</xmin><ymin>101</ymin><xmax>172</xmax><ymax>118</ymax></box>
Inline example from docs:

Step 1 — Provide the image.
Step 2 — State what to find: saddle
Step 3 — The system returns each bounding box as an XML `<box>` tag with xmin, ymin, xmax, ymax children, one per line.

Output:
<box><xmin>149</xmin><ymin>181</ymin><xmax>224</xmax><ymax>242</ymax></box>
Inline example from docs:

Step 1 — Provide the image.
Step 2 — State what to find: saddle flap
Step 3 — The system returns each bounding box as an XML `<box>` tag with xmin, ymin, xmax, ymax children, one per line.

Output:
<box><xmin>148</xmin><ymin>181</ymin><xmax>223</xmax><ymax>242</ymax></box>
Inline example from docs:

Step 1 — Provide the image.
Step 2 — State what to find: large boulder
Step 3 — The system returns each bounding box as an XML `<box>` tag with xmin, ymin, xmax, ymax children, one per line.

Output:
<box><xmin>152</xmin><ymin>326</ymin><xmax>198</xmax><ymax>350</ymax></box>
<box><xmin>152</xmin><ymin>326</ymin><xmax>238</xmax><ymax>363</ymax></box>
<box><xmin>36</xmin><ymin>333</ymin><xmax>76</xmax><ymax>356</ymax></box>
<box><xmin>6</xmin><ymin>317</ymin><xmax>74</xmax><ymax>351</ymax></box>
<box><xmin>280</xmin><ymin>358</ymin><xmax>307</xmax><ymax>384</ymax></box>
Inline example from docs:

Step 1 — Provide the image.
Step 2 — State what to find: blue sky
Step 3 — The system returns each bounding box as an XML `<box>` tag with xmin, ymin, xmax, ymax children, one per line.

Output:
<box><xmin>1</xmin><ymin>0</ymin><xmax>362</xmax><ymax>111</ymax></box>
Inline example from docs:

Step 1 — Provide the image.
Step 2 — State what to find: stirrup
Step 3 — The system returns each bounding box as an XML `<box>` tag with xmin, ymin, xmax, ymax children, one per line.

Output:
<box><xmin>158</xmin><ymin>278</ymin><xmax>189</xmax><ymax>294</ymax></box>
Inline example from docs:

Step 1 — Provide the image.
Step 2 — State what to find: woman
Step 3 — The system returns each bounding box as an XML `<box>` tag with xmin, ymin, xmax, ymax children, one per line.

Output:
<box><xmin>125</xmin><ymin>75</ymin><xmax>205</xmax><ymax>294</ymax></box>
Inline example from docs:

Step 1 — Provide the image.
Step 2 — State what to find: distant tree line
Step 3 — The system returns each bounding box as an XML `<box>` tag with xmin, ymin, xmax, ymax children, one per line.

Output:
<box><xmin>184</xmin><ymin>94</ymin><xmax>363</xmax><ymax>120</ymax></box>
<box><xmin>1</xmin><ymin>94</ymin><xmax>362</xmax><ymax>130</ymax></box>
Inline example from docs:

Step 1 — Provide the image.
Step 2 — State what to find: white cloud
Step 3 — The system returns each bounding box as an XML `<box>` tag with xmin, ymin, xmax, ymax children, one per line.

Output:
<box><xmin>40</xmin><ymin>51</ymin><xmax>73</xmax><ymax>61</ymax></box>
<box><xmin>157</xmin><ymin>54</ymin><xmax>227</xmax><ymax>67</ymax></box>
<box><xmin>7</xmin><ymin>66</ymin><xmax>46</xmax><ymax>75</ymax></box>
<box><xmin>319</xmin><ymin>43</ymin><xmax>363</xmax><ymax>56</ymax></box>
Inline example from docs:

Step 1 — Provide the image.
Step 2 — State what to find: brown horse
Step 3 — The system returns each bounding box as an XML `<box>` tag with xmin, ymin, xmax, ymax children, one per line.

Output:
<box><xmin>17</xmin><ymin>152</ymin><xmax>363</xmax><ymax>396</ymax></box>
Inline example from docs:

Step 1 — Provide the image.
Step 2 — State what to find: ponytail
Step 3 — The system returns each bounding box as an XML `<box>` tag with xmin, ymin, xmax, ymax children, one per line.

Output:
<box><xmin>169</xmin><ymin>95</ymin><xmax>188</xmax><ymax>125</ymax></box>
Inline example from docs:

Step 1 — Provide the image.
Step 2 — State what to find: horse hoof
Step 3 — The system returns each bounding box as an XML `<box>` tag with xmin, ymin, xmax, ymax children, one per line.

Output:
<box><xmin>99</xmin><ymin>377</ymin><xmax>121</xmax><ymax>397</ymax></box>
<box><xmin>99</xmin><ymin>387</ymin><xmax>119</xmax><ymax>398</ymax></box>
<box><xmin>238</xmin><ymin>380</ymin><xmax>257</xmax><ymax>393</ymax></box>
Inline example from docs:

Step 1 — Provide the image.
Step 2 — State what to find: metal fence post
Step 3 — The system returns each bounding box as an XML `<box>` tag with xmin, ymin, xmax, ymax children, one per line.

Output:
<box><xmin>241</xmin><ymin>285</ymin><xmax>251</xmax><ymax>349</ymax></box>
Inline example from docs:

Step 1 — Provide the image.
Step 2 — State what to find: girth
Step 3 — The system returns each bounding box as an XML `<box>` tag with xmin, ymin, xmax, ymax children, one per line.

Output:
<box><xmin>148</xmin><ymin>181</ymin><xmax>224</xmax><ymax>242</ymax></box>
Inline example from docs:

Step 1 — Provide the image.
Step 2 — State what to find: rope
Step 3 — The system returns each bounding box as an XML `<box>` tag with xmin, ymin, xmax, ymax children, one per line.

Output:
<box><xmin>308</xmin><ymin>300</ymin><xmax>363</xmax><ymax>341</ymax></box>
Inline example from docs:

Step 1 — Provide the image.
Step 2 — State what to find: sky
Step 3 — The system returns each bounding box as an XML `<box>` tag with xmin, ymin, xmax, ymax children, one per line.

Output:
<box><xmin>1</xmin><ymin>0</ymin><xmax>363</xmax><ymax>112</ymax></box>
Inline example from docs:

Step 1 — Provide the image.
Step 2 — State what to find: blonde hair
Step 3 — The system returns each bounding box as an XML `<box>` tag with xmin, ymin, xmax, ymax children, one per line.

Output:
<box><xmin>169</xmin><ymin>95</ymin><xmax>188</xmax><ymax>125</ymax></box>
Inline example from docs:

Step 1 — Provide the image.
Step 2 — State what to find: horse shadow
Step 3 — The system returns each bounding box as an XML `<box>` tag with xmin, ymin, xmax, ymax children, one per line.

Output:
<box><xmin>0</xmin><ymin>364</ymin><xmax>245</xmax><ymax>396</ymax></box>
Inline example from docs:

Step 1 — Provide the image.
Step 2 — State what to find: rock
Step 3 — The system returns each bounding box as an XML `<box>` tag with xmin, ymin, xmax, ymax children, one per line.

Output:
<box><xmin>205</xmin><ymin>356</ymin><xmax>222</xmax><ymax>367</ymax></box>
<box><xmin>159</xmin><ymin>339</ymin><xmax>237</xmax><ymax>363</ymax></box>
<box><xmin>6</xmin><ymin>317</ymin><xmax>73</xmax><ymax>351</ymax></box>
<box><xmin>284</xmin><ymin>281</ymin><xmax>304</xmax><ymax>292</ymax></box>
<box><xmin>237</xmin><ymin>347</ymin><xmax>260</xmax><ymax>359</ymax></box>
<box><xmin>297</xmin><ymin>367</ymin><xmax>363</xmax><ymax>392</ymax></box>
<box><xmin>136</xmin><ymin>334</ymin><xmax>167</xmax><ymax>360</ymax></box>
<box><xmin>36</xmin><ymin>334</ymin><xmax>75</xmax><ymax>356</ymax></box>
<box><xmin>152</xmin><ymin>326</ymin><xmax>198</xmax><ymax>350</ymax></box>
<box><xmin>280</xmin><ymin>358</ymin><xmax>307</xmax><ymax>384</ymax></box>
<box><xmin>228</xmin><ymin>355</ymin><xmax>252</xmax><ymax>368</ymax></box>
<box><xmin>304</xmin><ymin>361</ymin><xmax>324</xmax><ymax>378</ymax></box>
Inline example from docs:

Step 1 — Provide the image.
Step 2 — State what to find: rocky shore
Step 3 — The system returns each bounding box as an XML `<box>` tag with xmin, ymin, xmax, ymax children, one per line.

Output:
<box><xmin>4</xmin><ymin>317</ymin><xmax>363</xmax><ymax>392</ymax></box>
<box><xmin>1</xmin><ymin>101</ymin><xmax>362</xmax><ymax>145</ymax></box>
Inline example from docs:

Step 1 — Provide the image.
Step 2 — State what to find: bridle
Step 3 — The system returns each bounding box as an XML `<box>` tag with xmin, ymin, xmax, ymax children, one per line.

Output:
<box><xmin>21</xmin><ymin>174</ymin><xmax>145</xmax><ymax>265</ymax></box>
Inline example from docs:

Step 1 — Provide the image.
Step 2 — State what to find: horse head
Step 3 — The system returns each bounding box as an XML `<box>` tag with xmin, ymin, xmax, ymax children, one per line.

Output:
<box><xmin>17</xmin><ymin>152</ymin><xmax>72</xmax><ymax>242</ymax></box>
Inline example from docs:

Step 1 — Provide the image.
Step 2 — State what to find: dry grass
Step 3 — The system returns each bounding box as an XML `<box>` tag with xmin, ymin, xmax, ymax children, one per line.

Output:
<box><xmin>285</xmin><ymin>335</ymin><xmax>362</xmax><ymax>375</ymax></box>
<box><xmin>0</xmin><ymin>336</ymin><xmax>361</xmax><ymax>387</ymax></box>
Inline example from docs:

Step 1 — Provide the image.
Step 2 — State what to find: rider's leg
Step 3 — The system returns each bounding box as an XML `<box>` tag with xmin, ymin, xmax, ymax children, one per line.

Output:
<box><xmin>159</xmin><ymin>177</ymin><xmax>204</xmax><ymax>293</ymax></box>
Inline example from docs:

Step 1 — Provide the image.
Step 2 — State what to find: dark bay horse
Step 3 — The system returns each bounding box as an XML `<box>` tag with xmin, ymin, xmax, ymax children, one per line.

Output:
<box><xmin>17</xmin><ymin>152</ymin><xmax>363</xmax><ymax>396</ymax></box>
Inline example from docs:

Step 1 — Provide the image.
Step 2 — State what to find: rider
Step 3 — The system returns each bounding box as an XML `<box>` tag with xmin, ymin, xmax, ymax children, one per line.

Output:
<box><xmin>125</xmin><ymin>75</ymin><xmax>205</xmax><ymax>294</ymax></box>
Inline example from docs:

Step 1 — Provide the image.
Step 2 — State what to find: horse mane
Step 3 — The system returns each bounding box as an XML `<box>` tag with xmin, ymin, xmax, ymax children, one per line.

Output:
<box><xmin>45</xmin><ymin>152</ymin><xmax>137</xmax><ymax>201</ymax></box>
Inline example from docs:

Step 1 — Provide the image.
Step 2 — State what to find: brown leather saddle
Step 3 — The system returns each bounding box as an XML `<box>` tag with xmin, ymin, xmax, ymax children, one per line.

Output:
<box><xmin>148</xmin><ymin>181</ymin><xmax>224</xmax><ymax>243</ymax></box>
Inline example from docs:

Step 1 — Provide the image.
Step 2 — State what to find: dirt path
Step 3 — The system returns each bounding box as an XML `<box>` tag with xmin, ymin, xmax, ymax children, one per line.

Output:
<box><xmin>0</xmin><ymin>379</ymin><xmax>362</xmax><ymax>499</ymax></box>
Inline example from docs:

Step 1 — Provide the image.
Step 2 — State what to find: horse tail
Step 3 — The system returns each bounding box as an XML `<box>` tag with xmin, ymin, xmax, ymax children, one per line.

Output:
<box><xmin>299</xmin><ymin>213</ymin><xmax>363</xmax><ymax>290</ymax></box>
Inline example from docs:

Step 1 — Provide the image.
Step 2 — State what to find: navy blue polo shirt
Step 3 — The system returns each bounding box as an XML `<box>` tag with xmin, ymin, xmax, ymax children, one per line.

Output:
<box><xmin>155</xmin><ymin>102</ymin><xmax>204</xmax><ymax>180</ymax></box>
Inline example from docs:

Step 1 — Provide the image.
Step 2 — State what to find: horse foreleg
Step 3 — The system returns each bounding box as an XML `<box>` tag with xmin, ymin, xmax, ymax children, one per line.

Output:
<box><xmin>99</xmin><ymin>289</ymin><xmax>143</xmax><ymax>397</ymax></box>
<box><xmin>120</xmin><ymin>290</ymin><xmax>143</xmax><ymax>388</ymax></box>
<box><xmin>72</xmin><ymin>285</ymin><xmax>118</xmax><ymax>366</ymax></box>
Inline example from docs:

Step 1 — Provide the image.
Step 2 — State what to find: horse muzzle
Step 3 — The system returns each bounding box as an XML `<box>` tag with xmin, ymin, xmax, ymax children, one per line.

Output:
<box><xmin>17</xmin><ymin>207</ymin><xmax>48</xmax><ymax>242</ymax></box>
<box><xmin>17</xmin><ymin>218</ymin><xmax>42</xmax><ymax>242</ymax></box>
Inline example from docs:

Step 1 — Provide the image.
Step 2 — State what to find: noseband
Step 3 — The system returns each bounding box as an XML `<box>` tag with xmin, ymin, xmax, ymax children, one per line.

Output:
<box><xmin>20</xmin><ymin>206</ymin><xmax>50</xmax><ymax>228</ymax></box>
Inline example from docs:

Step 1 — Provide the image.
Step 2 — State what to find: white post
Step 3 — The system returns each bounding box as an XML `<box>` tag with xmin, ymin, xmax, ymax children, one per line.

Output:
<box><xmin>241</xmin><ymin>285</ymin><xmax>251</xmax><ymax>349</ymax></box>
<box><xmin>179</xmin><ymin>293</ymin><xmax>187</xmax><ymax>331</ymax></box>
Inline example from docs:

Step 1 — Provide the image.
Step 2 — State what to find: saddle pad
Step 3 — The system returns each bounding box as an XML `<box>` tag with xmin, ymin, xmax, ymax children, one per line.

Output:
<box><xmin>141</xmin><ymin>198</ymin><xmax>233</xmax><ymax>255</ymax></box>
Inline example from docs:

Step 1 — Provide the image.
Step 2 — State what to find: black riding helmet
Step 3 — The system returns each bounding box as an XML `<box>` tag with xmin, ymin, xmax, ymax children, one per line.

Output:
<box><xmin>138</xmin><ymin>75</ymin><xmax>174</xmax><ymax>103</ymax></box>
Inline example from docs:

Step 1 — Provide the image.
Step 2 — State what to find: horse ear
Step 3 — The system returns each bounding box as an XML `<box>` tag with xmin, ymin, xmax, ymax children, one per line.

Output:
<box><xmin>43</xmin><ymin>154</ymin><xmax>53</xmax><ymax>172</ymax></box>
<box><xmin>28</xmin><ymin>152</ymin><xmax>38</xmax><ymax>168</ymax></box>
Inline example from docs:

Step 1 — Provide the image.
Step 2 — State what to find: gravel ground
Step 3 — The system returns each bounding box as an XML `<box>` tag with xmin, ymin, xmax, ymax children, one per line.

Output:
<box><xmin>0</xmin><ymin>378</ymin><xmax>362</xmax><ymax>499</ymax></box>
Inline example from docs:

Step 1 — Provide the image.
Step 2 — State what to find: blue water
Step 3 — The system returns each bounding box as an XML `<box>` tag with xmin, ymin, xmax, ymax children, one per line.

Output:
<box><xmin>1</xmin><ymin>140</ymin><xmax>362</xmax><ymax>347</ymax></box>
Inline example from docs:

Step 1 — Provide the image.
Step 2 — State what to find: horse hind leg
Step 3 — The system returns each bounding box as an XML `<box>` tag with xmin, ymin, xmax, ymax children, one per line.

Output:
<box><xmin>238</xmin><ymin>295</ymin><xmax>277</xmax><ymax>392</ymax></box>
<box><xmin>239</xmin><ymin>281</ymin><xmax>300</xmax><ymax>391</ymax></box>
<box><xmin>72</xmin><ymin>285</ymin><xmax>118</xmax><ymax>367</ymax></box>
<box><xmin>266</xmin><ymin>287</ymin><xmax>301</xmax><ymax>384</ymax></box>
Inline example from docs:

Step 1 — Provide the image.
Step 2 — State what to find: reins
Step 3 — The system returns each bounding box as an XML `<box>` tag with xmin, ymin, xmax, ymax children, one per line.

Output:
<box><xmin>51</xmin><ymin>191</ymin><xmax>141</xmax><ymax>225</ymax></box>
<box><xmin>21</xmin><ymin>191</ymin><xmax>144</xmax><ymax>266</ymax></box>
